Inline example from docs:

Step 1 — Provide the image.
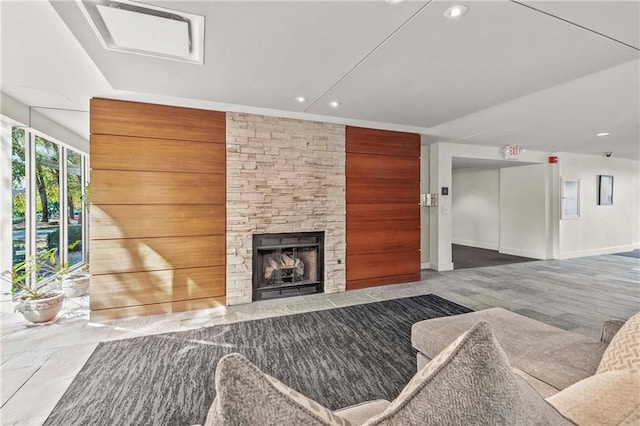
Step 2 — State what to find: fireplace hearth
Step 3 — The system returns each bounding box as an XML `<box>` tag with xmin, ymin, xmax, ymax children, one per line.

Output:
<box><xmin>252</xmin><ymin>232</ymin><xmax>324</xmax><ymax>301</ymax></box>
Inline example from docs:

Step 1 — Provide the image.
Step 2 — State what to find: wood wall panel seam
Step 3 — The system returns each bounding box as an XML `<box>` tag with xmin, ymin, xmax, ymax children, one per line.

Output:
<box><xmin>344</xmin><ymin>151</ymin><xmax>420</xmax><ymax>159</ymax></box>
<box><xmin>90</xmin><ymin>133</ymin><xmax>226</xmax><ymax>144</ymax></box>
<box><xmin>90</xmin><ymin>235</ymin><xmax>226</xmax><ymax>242</ymax></box>
<box><xmin>89</xmin><ymin>133</ymin><xmax>225</xmax><ymax>144</ymax></box>
<box><xmin>91</xmin><ymin>264</ymin><xmax>224</xmax><ymax>274</ymax></box>
<box><xmin>91</xmin><ymin>297</ymin><xmax>228</xmax><ymax>313</ymax></box>
<box><xmin>90</xmin><ymin>296</ymin><xmax>227</xmax><ymax>321</ymax></box>
<box><xmin>90</xmin><ymin>169</ymin><xmax>226</xmax><ymax>176</ymax></box>
<box><xmin>92</xmin><ymin>295</ymin><xmax>227</xmax><ymax>311</ymax></box>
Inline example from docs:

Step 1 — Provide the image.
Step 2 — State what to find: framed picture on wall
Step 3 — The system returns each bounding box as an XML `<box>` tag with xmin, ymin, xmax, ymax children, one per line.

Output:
<box><xmin>561</xmin><ymin>177</ymin><xmax>580</xmax><ymax>219</ymax></box>
<box><xmin>598</xmin><ymin>175</ymin><xmax>613</xmax><ymax>206</ymax></box>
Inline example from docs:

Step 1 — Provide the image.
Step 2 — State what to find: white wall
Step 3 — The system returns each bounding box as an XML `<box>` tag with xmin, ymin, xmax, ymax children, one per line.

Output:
<box><xmin>500</xmin><ymin>164</ymin><xmax>552</xmax><ymax>259</ymax></box>
<box><xmin>452</xmin><ymin>168</ymin><xmax>500</xmax><ymax>250</ymax></box>
<box><xmin>633</xmin><ymin>161</ymin><xmax>640</xmax><ymax>249</ymax></box>
<box><xmin>556</xmin><ymin>153</ymin><xmax>637</xmax><ymax>258</ymax></box>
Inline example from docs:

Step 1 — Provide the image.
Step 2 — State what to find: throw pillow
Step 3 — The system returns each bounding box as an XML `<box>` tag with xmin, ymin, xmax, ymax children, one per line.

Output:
<box><xmin>207</xmin><ymin>353</ymin><xmax>351</xmax><ymax>426</ymax></box>
<box><xmin>363</xmin><ymin>322</ymin><xmax>574</xmax><ymax>426</ymax></box>
<box><xmin>597</xmin><ymin>312</ymin><xmax>640</xmax><ymax>374</ymax></box>
<box><xmin>547</xmin><ymin>370</ymin><xmax>640</xmax><ymax>425</ymax></box>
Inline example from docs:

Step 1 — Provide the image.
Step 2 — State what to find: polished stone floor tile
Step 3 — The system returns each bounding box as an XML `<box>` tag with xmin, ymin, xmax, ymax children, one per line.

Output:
<box><xmin>287</xmin><ymin>299</ymin><xmax>336</xmax><ymax>313</ymax></box>
<box><xmin>1</xmin><ymin>366</ymin><xmax>38</xmax><ymax>407</ymax></box>
<box><xmin>0</xmin><ymin>377</ymin><xmax>75</xmax><ymax>424</ymax></box>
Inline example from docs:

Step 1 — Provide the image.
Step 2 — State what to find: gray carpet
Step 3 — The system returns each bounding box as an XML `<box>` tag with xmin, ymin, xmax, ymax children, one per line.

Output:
<box><xmin>45</xmin><ymin>294</ymin><xmax>471</xmax><ymax>426</ymax></box>
<box><xmin>613</xmin><ymin>249</ymin><xmax>640</xmax><ymax>259</ymax></box>
<box><xmin>452</xmin><ymin>244</ymin><xmax>536</xmax><ymax>269</ymax></box>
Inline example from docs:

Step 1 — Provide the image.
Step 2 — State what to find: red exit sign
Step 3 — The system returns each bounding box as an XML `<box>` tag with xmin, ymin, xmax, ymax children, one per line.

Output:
<box><xmin>502</xmin><ymin>145</ymin><xmax>522</xmax><ymax>160</ymax></box>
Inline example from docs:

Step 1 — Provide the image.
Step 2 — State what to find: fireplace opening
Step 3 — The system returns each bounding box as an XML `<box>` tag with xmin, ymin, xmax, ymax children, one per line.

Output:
<box><xmin>252</xmin><ymin>232</ymin><xmax>324</xmax><ymax>301</ymax></box>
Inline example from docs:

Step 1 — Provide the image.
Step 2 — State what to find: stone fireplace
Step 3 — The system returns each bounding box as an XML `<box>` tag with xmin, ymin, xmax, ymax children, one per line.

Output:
<box><xmin>226</xmin><ymin>113</ymin><xmax>346</xmax><ymax>305</ymax></box>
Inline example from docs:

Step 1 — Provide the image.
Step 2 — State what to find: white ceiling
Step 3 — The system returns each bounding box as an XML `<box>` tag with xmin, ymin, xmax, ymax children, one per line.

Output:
<box><xmin>1</xmin><ymin>0</ymin><xmax>639</xmax><ymax>160</ymax></box>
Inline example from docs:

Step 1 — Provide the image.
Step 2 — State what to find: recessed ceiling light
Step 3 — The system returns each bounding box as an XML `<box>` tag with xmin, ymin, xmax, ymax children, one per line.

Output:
<box><xmin>385</xmin><ymin>0</ymin><xmax>407</xmax><ymax>5</ymax></box>
<box><xmin>444</xmin><ymin>5</ymin><xmax>469</xmax><ymax>19</ymax></box>
<box><xmin>294</xmin><ymin>96</ymin><xmax>306</xmax><ymax>103</ymax></box>
<box><xmin>329</xmin><ymin>101</ymin><xmax>340</xmax><ymax>108</ymax></box>
<box><xmin>596</xmin><ymin>132</ymin><xmax>610</xmax><ymax>137</ymax></box>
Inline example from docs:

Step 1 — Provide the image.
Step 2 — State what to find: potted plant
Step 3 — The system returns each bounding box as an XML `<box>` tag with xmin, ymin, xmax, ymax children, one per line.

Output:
<box><xmin>60</xmin><ymin>266</ymin><xmax>90</xmax><ymax>298</ymax></box>
<box><xmin>53</xmin><ymin>241</ymin><xmax>90</xmax><ymax>298</ymax></box>
<box><xmin>1</xmin><ymin>250</ymin><xmax>65</xmax><ymax>323</ymax></box>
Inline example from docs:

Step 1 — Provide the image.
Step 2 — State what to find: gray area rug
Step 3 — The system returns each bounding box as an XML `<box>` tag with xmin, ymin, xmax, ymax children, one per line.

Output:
<box><xmin>452</xmin><ymin>244</ymin><xmax>536</xmax><ymax>269</ymax></box>
<box><xmin>613</xmin><ymin>249</ymin><xmax>640</xmax><ymax>259</ymax></box>
<box><xmin>45</xmin><ymin>294</ymin><xmax>471</xmax><ymax>425</ymax></box>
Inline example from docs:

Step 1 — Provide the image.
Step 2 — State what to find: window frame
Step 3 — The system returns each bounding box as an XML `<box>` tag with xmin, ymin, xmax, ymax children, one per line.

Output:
<box><xmin>6</xmin><ymin>123</ymin><xmax>89</xmax><ymax>290</ymax></box>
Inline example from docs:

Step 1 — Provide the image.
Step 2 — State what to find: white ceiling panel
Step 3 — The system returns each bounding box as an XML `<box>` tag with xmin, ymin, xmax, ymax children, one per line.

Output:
<box><xmin>519</xmin><ymin>0</ymin><xmax>640</xmax><ymax>49</ymax></box>
<box><xmin>426</xmin><ymin>59</ymin><xmax>640</xmax><ymax>159</ymax></box>
<box><xmin>308</xmin><ymin>0</ymin><xmax>638</xmax><ymax>127</ymax></box>
<box><xmin>50</xmin><ymin>0</ymin><xmax>428</xmax><ymax>111</ymax></box>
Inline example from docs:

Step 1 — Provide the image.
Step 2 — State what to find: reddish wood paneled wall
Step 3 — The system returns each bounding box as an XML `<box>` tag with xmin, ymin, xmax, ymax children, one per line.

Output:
<box><xmin>89</xmin><ymin>99</ymin><xmax>226</xmax><ymax>320</ymax></box>
<box><xmin>346</xmin><ymin>126</ymin><xmax>421</xmax><ymax>289</ymax></box>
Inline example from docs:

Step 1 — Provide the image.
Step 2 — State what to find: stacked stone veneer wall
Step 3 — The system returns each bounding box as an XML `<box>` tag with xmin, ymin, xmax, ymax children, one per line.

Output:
<box><xmin>226</xmin><ymin>112</ymin><xmax>346</xmax><ymax>305</ymax></box>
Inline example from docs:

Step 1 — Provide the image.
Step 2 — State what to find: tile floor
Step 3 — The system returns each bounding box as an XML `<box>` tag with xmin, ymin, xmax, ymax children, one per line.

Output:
<box><xmin>1</xmin><ymin>254</ymin><xmax>638</xmax><ymax>425</ymax></box>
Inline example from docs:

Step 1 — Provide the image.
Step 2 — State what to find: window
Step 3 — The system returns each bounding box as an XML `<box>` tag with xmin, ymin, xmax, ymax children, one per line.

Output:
<box><xmin>11</xmin><ymin>128</ymin><xmax>26</xmax><ymax>265</ymax></box>
<box><xmin>35</xmin><ymin>136</ymin><xmax>61</xmax><ymax>279</ymax></box>
<box><xmin>561</xmin><ymin>177</ymin><xmax>580</xmax><ymax>220</ymax></box>
<box><xmin>9</xmin><ymin>125</ymin><xmax>89</xmax><ymax>287</ymax></box>
<box><xmin>67</xmin><ymin>150</ymin><xmax>84</xmax><ymax>266</ymax></box>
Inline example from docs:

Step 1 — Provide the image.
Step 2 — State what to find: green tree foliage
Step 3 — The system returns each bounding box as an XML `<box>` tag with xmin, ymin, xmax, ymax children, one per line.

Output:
<box><xmin>34</xmin><ymin>136</ymin><xmax>60</xmax><ymax>223</ymax></box>
<box><xmin>12</xmin><ymin>130</ymin><xmax>68</xmax><ymax>224</ymax></box>
<box><xmin>67</xmin><ymin>151</ymin><xmax>83</xmax><ymax>223</ymax></box>
<box><xmin>12</xmin><ymin>128</ymin><xmax>26</xmax><ymax>218</ymax></box>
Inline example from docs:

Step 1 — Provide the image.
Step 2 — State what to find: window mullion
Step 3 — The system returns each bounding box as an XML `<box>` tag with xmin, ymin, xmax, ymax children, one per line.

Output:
<box><xmin>26</xmin><ymin>131</ymin><xmax>36</xmax><ymax>288</ymax></box>
<box><xmin>60</xmin><ymin>146</ymin><xmax>68</xmax><ymax>267</ymax></box>
<box><xmin>82</xmin><ymin>155</ymin><xmax>89</xmax><ymax>265</ymax></box>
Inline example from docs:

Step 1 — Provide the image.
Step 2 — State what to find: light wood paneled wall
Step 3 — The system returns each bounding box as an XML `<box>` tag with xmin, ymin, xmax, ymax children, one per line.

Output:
<box><xmin>346</xmin><ymin>126</ymin><xmax>421</xmax><ymax>290</ymax></box>
<box><xmin>89</xmin><ymin>99</ymin><xmax>226</xmax><ymax>319</ymax></box>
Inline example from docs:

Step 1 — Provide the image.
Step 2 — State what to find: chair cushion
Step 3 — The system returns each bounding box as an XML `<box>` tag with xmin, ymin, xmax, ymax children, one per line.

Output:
<box><xmin>207</xmin><ymin>353</ymin><xmax>351</xmax><ymax>426</ymax></box>
<box><xmin>412</xmin><ymin>308</ymin><xmax>606</xmax><ymax>390</ymax></box>
<box><xmin>597</xmin><ymin>312</ymin><xmax>640</xmax><ymax>374</ymax></box>
<box><xmin>547</xmin><ymin>370</ymin><xmax>640</xmax><ymax>425</ymax></box>
<box><xmin>364</xmin><ymin>322</ymin><xmax>574</xmax><ymax>425</ymax></box>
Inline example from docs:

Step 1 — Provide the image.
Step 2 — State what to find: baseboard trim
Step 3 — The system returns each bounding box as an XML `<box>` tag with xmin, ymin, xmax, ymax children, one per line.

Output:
<box><xmin>433</xmin><ymin>262</ymin><xmax>454</xmax><ymax>272</ymax></box>
<box><xmin>452</xmin><ymin>239</ymin><xmax>499</xmax><ymax>251</ymax></box>
<box><xmin>498</xmin><ymin>247</ymin><xmax>547</xmax><ymax>260</ymax></box>
<box><xmin>421</xmin><ymin>262</ymin><xmax>430</xmax><ymax>270</ymax></box>
<box><xmin>557</xmin><ymin>244</ymin><xmax>634</xmax><ymax>260</ymax></box>
<box><xmin>633</xmin><ymin>242</ymin><xmax>640</xmax><ymax>250</ymax></box>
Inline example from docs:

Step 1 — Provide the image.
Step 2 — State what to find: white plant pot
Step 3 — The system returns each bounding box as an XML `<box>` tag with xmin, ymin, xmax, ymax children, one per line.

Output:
<box><xmin>17</xmin><ymin>291</ymin><xmax>65</xmax><ymax>323</ymax></box>
<box><xmin>62</xmin><ymin>273</ymin><xmax>90</xmax><ymax>298</ymax></box>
